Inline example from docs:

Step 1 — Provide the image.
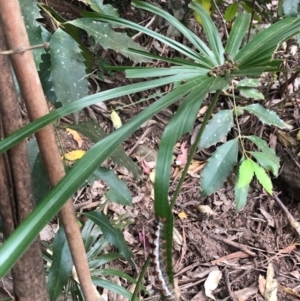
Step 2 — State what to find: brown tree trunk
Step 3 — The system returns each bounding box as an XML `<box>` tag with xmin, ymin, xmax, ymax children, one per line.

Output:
<box><xmin>0</xmin><ymin>22</ymin><xmax>49</xmax><ymax>301</ymax></box>
<box><xmin>0</xmin><ymin>0</ymin><xmax>95</xmax><ymax>300</ymax></box>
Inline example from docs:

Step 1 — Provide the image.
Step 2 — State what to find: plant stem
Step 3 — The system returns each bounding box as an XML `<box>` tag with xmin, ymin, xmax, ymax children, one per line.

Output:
<box><xmin>131</xmin><ymin>257</ymin><xmax>150</xmax><ymax>301</ymax></box>
<box><xmin>170</xmin><ymin>90</ymin><xmax>222</xmax><ymax>209</ymax></box>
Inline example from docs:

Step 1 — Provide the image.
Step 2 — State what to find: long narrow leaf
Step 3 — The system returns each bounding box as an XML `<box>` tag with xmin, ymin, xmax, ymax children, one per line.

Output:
<box><xmin>243</xmin><ymin>51</ymin><xmax>284</xmax><ymax>68</ymax></box>
<box><xmin>69</xmin><ymin>280</ymin><xmax>84</xmax><ymax>301</ymax></box>
<box><xmin>48</xmin><ymin>227</ymin><xmax>73</xmax><ymax>301</ymax></box>
<box><xmin>69</xmin><ymin>18</ymin><xmax>149</xmax><ymax>63</ymax></box>
<box><xmin>126</xmin><ymin>48</ymin><xmax>205</xmax><ymax>67</ymax></box>
<box><xmin>132</xmin><ymin>0</ymin><xmax>215</xmax><ymax>67</ymax></box>
<box><xmin>155</xmin><ymin>78</ymin><xmax>214</xmax><ymax>217</ymax></box>
<box><xmin>235</xmin><ymin>17</ymin><xmax>300</xmax><ymax>67</ymax></box>
<box><xmin>91</xmin><ymin>269</ymin><xmax>141</xmax><ymax>287</ymax></box>
<box><xmin>189</xmin><ymin>0</ymin><xmax>224</xmax><ymax>64</ymax></box>
<box><xmin>83</xmin><ymin>211</ymin><xmax>133</xmax><ymax>264</ymax></box>
<box><xmin>0</xmin><ymin>74</ymin><xmax>186</xmax><ymax>155</ymax></box>
<box><xmin>92</xmin><ymin>278</ymin><xmax>136</xmax><ymax>300</ymax></box>
<box><xmin>0</xmin><ymin>81</ymin><xmax>199</xmax><ymax>277</ymax></box>
<box><xmin>80</xmin><ymin>12</ymin><xmax>203</xmax><ymax>63</ymax></box>
<box><xmin>86</xmin><ymin>238</ymin><xmax>109</xmax><ymax>261</ymax></box>
<box><xmin>126</xmin><ymin>66</ymin><xmax>209</xmax><ymax>78</ymax></box>
<box><xmin>88</xmin><ymin>254</ymin><xmax>122</xmax><ymax>269</ymax></box>
<box><xmin>225</xmin><ymin>13</ymin><xmax>251</xmax><ymax>58</ymax></box>
<box><xmin>81</xmin><ymin>219</ymin><xmax>103</xmax><ymax>251</ymax></box>
<box><xmin>232</xmin><ymin>67</ymin><xmax>265</xmax><ymax>76</ymax></box>
<box><xmin>155</xmin><ymin>76</ymin><xmax>215</xmax><ymax>285</ymax></box>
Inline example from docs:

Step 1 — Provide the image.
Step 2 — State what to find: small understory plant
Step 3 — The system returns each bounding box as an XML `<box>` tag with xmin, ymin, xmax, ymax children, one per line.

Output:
<box><xmin>92</xmin><ymin>1</ymin><xmax>300</xmax><ymax>298</ymax></box>
<box><xmin>44</xmin><ymin>217</ymin><xmax>142</xmax><ymax>300</ymax></box>
<box><xmin>0</xmin><ymin>0</ymin><xmax>300</xmax><ymax>300</ymax></box>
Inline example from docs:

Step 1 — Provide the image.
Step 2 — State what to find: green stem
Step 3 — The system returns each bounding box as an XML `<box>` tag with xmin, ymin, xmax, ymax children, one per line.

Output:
<box><xmin>170</xmin><ymin>90</ymin><xmax>222</xmax><ymax>209</ymax></box>
<box><xmin>131</xmin><ymin>257</ymin><xmax>150</xmax><ymax>301</ymax></box>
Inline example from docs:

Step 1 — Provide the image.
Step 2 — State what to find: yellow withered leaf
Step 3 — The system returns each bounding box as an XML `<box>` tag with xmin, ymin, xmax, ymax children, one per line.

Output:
<box><xmin>63</xmin><ymin>150</ymin><xmax>86</xmax><ymax>161</ymax></box>
<box><xmin>111</xmin><ymin>110</ymin><xmax>122</xmax><ymax>129</ymax></box>
<box><xmin>193</xmin><ymin>0</ymin><xmax>212</xmax><ymax>25</ymax></box>
<box><xmin>149</xmin><ymin>168</ymin><xmax>156</xmax><ymax>183</ymax></box>
<box><xmin>66</xmin><ymin>128</ymin><xmax>83</xmax><ymax>148</ymax></box>
<box><xmin>178</xmin><ymin>212</ymin><xmax>188</xmax><ymax>219</ymax></box>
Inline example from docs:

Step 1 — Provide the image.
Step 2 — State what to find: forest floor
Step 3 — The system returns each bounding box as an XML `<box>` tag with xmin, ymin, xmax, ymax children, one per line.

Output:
<box><xmin>49</xmin><ymin>2</ymin><xmax>300</xmax><ymax>301</ymax></box>
<box><xmin>52</xmin><ymin>2</ymin><xmax>300</xmax><ymax>298</ymax></box>
<box><xmin>2</xmin><ymin>1</ymin><xmax>300</xmax><ymax>300</ymax></box>
<box><xmin>58</xmin><ymin>103</ymin><xmax>300</xmax><ymax>301</ymax></box>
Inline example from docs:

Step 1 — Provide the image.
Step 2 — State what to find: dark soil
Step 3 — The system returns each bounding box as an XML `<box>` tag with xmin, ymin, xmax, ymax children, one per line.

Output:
<box><xmin>2</xmin><ymin>1</ymin><xmax>299</xmax><ymax>301</ymax></box>
<box><xmin>51</xmin><ymin>2</ymin><xmax>300</xmax><ymax>300</ymax></box>
<box><xmin>57</xmin><ymin>92</ymin><xmax>300</xmax><ymax>301</ymax></box>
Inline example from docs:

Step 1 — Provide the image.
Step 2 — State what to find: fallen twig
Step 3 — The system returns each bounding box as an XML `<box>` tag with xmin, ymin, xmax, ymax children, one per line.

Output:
<box><xmin>273</xmin><ymin>193</ymin><xmax>300</xmax><ymax>237</ymax></box>
<box><xmin>207</xmin><ymin>232</ymin><xmax>256</xmax><ymax>257</ymax></box>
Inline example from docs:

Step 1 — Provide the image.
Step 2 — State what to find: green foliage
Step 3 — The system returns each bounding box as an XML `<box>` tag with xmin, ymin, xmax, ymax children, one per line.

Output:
<box><xmin>1</xmin><ymin>0</ymin><xmax>300</xmax><ymax>299</ymax></box>
<box><xmin>238</xmin><ymin>159</ymin><xmax>254</xmax><ymax>188</ymax></box>
<box><xmin>252</xmin><ymin>161</ymin><xmax>273</xmax><ymax>194</ymax></box>
<box><xmin>38</xmin><ymin>53</ymin><xmax>57</xmax><ymax>103</ymax></box>
<box><xmin>84</xmin><ymin>0</ymin><xmax>118</xmax><ymax>16</ymax></box>
<box><xmin>235</xmin><ymin>17</ymin><xmax>300</xmax><ymax>67</ymax></box>
<box><xmin>49</xmin><ymin>29</ymin><xmax>89</xmax><ymax>106</ymax></box>
<box><xmin>249</xmin><ymin>151</ymin><xmax>279</xmax><ymax>177</ymax></box>
<box><xmin>240</xmin><ymin>1</ymin><xmax>262</xmax><ymax>22</ymax></box>
<box><xmin>234</xmin><ymin>160</ymin><xmax>250</xmax><ymax>211</ymax></box>
<box><xmin>199</xmin><ymin>110</ymin><xmax>234</xmax><ymax>149</ymax></box>
<box><xmin>246</xmin><ymin>135</ymin><xmax>280</xmax><ymax>171</ymax></box>
<box><xmin>83</xmin><ymin>212</ymin><xmax>133</xmax><ymax>264</ymax></box>
<box><xmin>45</xmin><ymin>219</ymin><xmax>138</xmax><ymax>300</ymax></box>
<box><xmin>224</xmin><ymin>3</ymin><xmax>238</xmax><ymax>22</ymax></box>
<box><xmin>189</xmin><ymin>1</ymin><xmax>224</xmax><ymax>63</ymax></box>
<box><xmin>154</xmin><ymin>82</ymin><xmax>215</xmax><ymax>281</ymax></box>
<box><xmin>28</xmin><ymin>120</ymin><xmax>137</xmax><ymax>205</ymax></box>
<box><xmin>283</xmin><ymin>0</ymin><xmax>300</xmax><ymax>16</ymax></box>
<box><xmin>68</xmin><ymin>121</ymin><xmax>141</xmax><ymax>179</ymax></box>
<box><xmin>19</xmin><ymin>0</ymin><xmax>49</xmax><ymax>69</ymax></box>
<box><xmin>69</xmin><ymin>18</ymin><xmax>149</xmax><ymax>63</ymax></box>
<box><xmin>243</xmin><ymin>104</ymin><xmax>286</xmax><ymax>128</ymax></box>
<box><xmin>89</xmin><ymin>167</ymin><xmax>132</xmax><ymax>205</ymax></box>
<box><xmin>224</xmin><ymin>12</ymin><xmax>250</xmax><ymax>57</ymax></box>
<box><xmin>47</xmin><ymin>227</ymin><xmax>73</xmax><ymax>301</ymax></box>
<box><xmin>222</xmin><ymin>0</ymin><xmax>286</xmax><ymax>22</ymax></box>
<box><xmin>27</xmin><ymin>138</ymin><xmax>51</xmax><ymax>203</ymax></box>
<box><xmin>31</xmin><ymin>153</ymin><xmax>51</xmax><ymax>203</ymax></box>
<box><xmin>20</xmin><ymin>0</ymin><xmax>149</xmax><ymax>108</ymax></box>
<box><xmin>239</xmin><ymin>88</ymin><xmax>264</xmax><ymax>99</ymax></box>
<box><xmin>201</xmin><ymin>139</ymin><xmax>239</xmax><ymax>197</ymax></box>
<box><xmin>237</xmin><ymin>78</ymin><xmax>264</xmax><ymax>99</ymax></box>
<box><xmin>0</xmin><ymin>72</ymin><xmax>188</xmax><ymax>279</ymax></box>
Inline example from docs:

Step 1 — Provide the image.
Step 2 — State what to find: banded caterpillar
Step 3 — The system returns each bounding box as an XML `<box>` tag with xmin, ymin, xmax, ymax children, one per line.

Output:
<box><xmin>149</xmin><ymin>217</ymin><xmax>177</xmax><ymax>301</ymax></box>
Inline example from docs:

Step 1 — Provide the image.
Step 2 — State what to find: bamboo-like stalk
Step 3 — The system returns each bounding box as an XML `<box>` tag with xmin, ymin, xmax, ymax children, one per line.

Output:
<box><xmin>0</xmin><ymin>1</ymin><xmax>96</xmax><ymax>300</ymax></box>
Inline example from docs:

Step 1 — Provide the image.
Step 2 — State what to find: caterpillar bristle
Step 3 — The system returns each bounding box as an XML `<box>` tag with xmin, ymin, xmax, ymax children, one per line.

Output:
<box><xmin>148</xmin><ymin>217</ymin><xmax>177</xmax><ymax>300</ymax></box>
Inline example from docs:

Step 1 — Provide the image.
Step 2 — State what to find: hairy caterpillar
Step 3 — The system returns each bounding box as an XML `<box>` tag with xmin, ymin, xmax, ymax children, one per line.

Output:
<box><xmin>149</xmin><ymin>217</ymin><xmax>177</xmax><ymax>300</ymax></box>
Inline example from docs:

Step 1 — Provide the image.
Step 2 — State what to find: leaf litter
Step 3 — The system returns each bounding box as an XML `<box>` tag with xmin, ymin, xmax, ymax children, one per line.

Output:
<box><xmin>24</xmin><ymin>2</ymin><xmax>300</xmax><ymax>301</ymax></box>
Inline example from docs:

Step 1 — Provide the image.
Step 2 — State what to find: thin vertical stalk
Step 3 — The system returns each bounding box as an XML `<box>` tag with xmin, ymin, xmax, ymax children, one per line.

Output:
<box><xmin>171</xmin><ymin>90</ymin><xmax>222</xmax><ymax>209</ymax></box>
<box><xmin>0</xmin><ymin>1</ymin><xmax>95</xmax><ymax>300</ymax></box>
